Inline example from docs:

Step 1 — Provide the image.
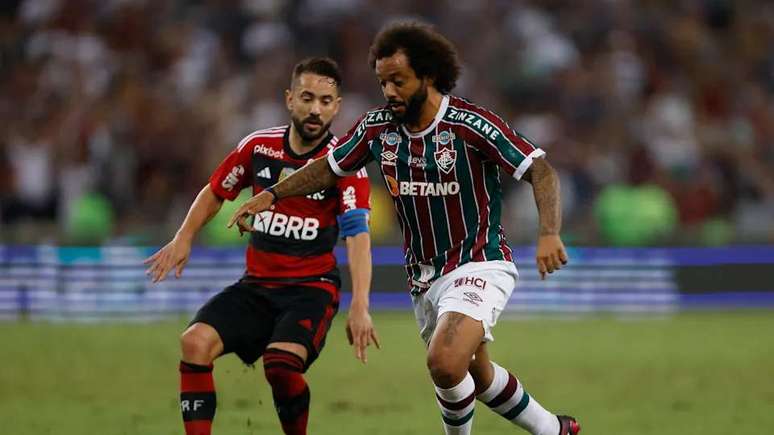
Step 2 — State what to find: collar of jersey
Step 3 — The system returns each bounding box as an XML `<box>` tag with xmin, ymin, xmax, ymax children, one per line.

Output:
<box><xmin>283</xmin><ymin>125</ymin><xmax>335</xmax><ymax>160</ymax></box>
<box><xmin>400</xmin><ymin>94</ymin><xmax>450</xmax><ymax>138</ymax></box>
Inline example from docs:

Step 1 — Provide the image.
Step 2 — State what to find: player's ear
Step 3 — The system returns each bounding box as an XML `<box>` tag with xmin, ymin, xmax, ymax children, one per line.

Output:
<box><xmin>285</xmin><ymin>89</ymin><xmax>293</xmax><ymax>110</ymax></box>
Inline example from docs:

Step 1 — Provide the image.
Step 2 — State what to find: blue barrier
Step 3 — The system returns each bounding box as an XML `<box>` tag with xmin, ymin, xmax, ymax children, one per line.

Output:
<box><xmin>1</xmin><ymin>245</ymin><xmax>772</xmax><ymax>321</ymax></box>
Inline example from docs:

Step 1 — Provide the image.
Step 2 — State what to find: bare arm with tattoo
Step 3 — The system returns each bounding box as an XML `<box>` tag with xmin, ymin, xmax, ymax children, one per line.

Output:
<box><xmin>227</xmin><ymin>157</ymin><xmax>340</xmax><ymax>234</ymax></box>
<box><xmin>522</xmin><ymin>157</ymin><xmax>569</xmax><ymax>279</ymax></box>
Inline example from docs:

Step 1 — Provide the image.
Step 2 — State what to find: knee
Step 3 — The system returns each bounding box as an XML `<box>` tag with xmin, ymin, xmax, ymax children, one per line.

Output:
<box><xmin>427</xmin><ymin>348</ymin><xmax>468</xmax><ymax>388</ymax></box>
<box><xmin>180</xmin><ymin>327</ymin><xmax>217</xmax><ymax>364</ymax></box>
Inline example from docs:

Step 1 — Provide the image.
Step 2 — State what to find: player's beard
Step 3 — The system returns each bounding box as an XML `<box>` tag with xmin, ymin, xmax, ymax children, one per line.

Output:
<box><xmin>389</xmin><ymin>80</ymin><xmax>428</xmax><ymax>126</ymax></box>
<box><xmin>292</xmin><ymin>115</ymin><xmax>330</xmax><ymax>142</ymax></box>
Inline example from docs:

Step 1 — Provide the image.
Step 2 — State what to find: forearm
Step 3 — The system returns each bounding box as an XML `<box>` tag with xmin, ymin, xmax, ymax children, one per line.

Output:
<box><xmin>274</xmin><ymin>157</ymin><xmax>340</xmax><ymax>199</ymax></box>
<box><xmin>176</xmin><ymin>185</ymin><xmax>224</xmax><ymax>242</ymax></box>
<box><xmin>527</xmin><ymin>158</ymin><xmax>562</xmax><ymax>236</ymax></box>
<box><xmin>345</xmin><ymin>232</ymin><xmax>372</xmax><ymax>309</ymax></box>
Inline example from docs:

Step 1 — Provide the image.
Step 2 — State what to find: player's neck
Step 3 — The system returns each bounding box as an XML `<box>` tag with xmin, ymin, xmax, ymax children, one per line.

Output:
<box><xmin>288</xmin><ymin>126</ymin><xmax>326</xmax><ymax>156</ymax></box>
<box><xmin>404</xmin><ymin>88</ymin><xmax>444</xmax><ymax>133</ymax></box>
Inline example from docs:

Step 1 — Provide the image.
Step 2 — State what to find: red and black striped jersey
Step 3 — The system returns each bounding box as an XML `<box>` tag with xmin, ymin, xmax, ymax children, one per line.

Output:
<box><xmin>210</xmin><ymin>125</ymin><xmax>370</xmax><ymax>296</ymax></box>
<box><xmin>328</xmin><ymin>95</ymin><xmax>543</xmax><ymax>291</ymax></box>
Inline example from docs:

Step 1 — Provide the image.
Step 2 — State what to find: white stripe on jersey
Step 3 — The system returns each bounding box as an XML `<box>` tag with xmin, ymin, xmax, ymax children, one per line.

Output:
<box><xmin>236</xmin><ymin>126</ymin><xmax>288</xmax><ymax>152</ymax></box>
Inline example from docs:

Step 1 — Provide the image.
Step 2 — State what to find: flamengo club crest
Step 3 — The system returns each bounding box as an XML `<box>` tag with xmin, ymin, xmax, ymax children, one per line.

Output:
<box><xmin>433</xmin><ymin>130</ymin><xmax>457</xmax><ymax>174</ymax></box>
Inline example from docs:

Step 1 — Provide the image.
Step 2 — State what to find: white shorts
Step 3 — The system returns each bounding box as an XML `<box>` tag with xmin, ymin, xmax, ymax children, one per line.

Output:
<box><xmin>411</xmin><ymin>260</ymin><xmax>518</xmax><ymax>345</ymax></box>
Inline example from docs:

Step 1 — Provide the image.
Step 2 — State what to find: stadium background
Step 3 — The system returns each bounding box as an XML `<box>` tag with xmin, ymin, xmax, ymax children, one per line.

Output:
<box><xmin>1</xmin><ymin>1</ymin><xmax>773</xmax><ymax>434</ymax></box>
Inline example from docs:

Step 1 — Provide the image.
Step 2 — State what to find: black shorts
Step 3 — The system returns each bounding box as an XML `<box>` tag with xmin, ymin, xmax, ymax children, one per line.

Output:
<box><xmin>189</xmin><ymin>279</ymin><xmax>339</xmax><ymax>369</ymax></box>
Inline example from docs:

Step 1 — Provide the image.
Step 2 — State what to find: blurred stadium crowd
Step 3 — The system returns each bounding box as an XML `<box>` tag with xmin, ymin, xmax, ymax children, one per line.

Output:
<box><xmin>0</xmin><ymin>0</ymin><xmax>772</xmax><ymax>246</ymax></box>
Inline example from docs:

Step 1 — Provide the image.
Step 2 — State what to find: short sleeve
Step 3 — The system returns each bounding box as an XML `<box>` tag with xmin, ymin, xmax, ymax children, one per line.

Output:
<box><xmin>336</xmin><ymin>167</ymin><xmax>371</xmax><ymax>215</ymax></box>
<box><xmin>208</xmin><ymin>141</ymin><xmax>253</xmax><ymax>200</ymax></box>
<box><xmin>327</xmin><ymin>115</ymin><xmax>373</xmax><ymax>176</ymax></box>
<box><xmin>464</xmin><ymin>109</ymin><xmax>545</xmax><ymax>180</ymax></box>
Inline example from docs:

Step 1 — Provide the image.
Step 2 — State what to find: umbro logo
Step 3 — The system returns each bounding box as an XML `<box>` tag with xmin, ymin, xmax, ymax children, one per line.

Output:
<box><xmin>381</xmin><ymin>150</ymin><xmax>397</xmax><ymax>166</ymax></box>
<box><xmin>463</xmin><ymin>291</ymin><xmax>483</xmax><ymax>306</ymax></box>
<box><xmin>256</xmin><ymin>167</ymin><xmax>271</xmax><ymax>179</ymax></box>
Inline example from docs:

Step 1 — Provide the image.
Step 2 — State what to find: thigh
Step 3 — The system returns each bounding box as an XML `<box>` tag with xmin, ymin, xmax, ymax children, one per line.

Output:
<box><xmin>411</xmin><ymin>292</ymin><xmax>437</xmax><ymax>346</ymax></box>
<box><xmin>190</xmin><ymin>282</ymin><xmax>275</xmax><ymax>365</ymax></box>
<box><xmin>435</xmin><ymin>261</ymin><xmax>516</xmax><ymax>342</ymax></box>
<box><xmin>267</xmin><ymin>286</ymin><xmax>339</xmax><ymax>369</ymax></box>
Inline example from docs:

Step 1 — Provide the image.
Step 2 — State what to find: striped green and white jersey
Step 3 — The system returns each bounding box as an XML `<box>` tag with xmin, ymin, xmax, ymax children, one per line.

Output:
<box><xmin>327</xmin><ymin>95</ymin><xmax>544</xmax><ymax>292</ymax></box>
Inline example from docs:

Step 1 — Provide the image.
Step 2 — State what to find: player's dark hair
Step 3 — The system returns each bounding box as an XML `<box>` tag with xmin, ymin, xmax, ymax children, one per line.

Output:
<box><xmin>369</xmin><ymin>21</ymin><xmax>461</xmax><ymax>94</ymax></box>
<box><xmin>292</xmin><ymin>57</ymin><xmax>342</xmax><ymax>88</ymax></box>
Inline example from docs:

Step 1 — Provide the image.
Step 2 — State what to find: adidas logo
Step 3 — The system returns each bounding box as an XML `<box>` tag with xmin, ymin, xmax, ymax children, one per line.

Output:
<box><xmin>256</xmin><ymin>167</ymin><xmax>271</xmax><ymax>179</ymax></box>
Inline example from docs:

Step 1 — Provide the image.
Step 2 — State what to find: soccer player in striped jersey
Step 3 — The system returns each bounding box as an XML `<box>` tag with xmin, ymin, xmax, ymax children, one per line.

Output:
<box><xmin>145</xmin><ymin>57</ymin><xmax>379</xmax><ymax>435</ymax></box>
<box><xmin>228</xmin><ymin>23</ymin><xmax>580</xmax><ymax>435</ymax></box>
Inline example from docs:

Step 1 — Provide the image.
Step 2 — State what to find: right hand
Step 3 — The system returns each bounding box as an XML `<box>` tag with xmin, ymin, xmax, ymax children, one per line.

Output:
<box><xmin>227</xmin><ymin>190</ymin><xmax>276</xmax><ymax>235</ymax></box>
<box><xmin>345</xmin><ymin>306</ymin><xmax>380</xmax><ymax>364</ymax></box>
<box><xmin>143</xmin><ymin>235</ymin><xmax>192</xmax><ymax>282</ymax></box>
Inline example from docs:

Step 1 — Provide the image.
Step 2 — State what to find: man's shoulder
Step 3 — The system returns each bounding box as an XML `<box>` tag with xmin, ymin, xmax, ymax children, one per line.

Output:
<box><xmin>236</xmin><ymin>125</ymin><xmax>287</xmax><ymax>152</ymax></box>
<box><xmin>360</xmin><ymin>107</ymin><xmax>394</xmax><ymax>128</ymax></box>
<box><xmin>444</xmin><ymin>96</ymin><xmax>509</xmax><ymax>140</ymax></box>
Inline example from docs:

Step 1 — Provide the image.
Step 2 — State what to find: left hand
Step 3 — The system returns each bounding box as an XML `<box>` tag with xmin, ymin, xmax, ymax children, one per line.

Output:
<box><xmin>535</xmin><ymin>234</ymin><xmax>568</xmax><ymax>280</ymax></box>
<box><xmin>345</xmin><ymin>306</ymin><xmax>380</xmax><ymax>364</ymax></box>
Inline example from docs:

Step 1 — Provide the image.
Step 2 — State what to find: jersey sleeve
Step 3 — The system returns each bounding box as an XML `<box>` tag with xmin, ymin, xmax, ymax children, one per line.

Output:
<box><xmin>336</xmin><ymin>167</ymin><xmax>371</xmax><ymax>238</ymax></box>
<box><xmin>336</xmin><ymin>167</ymin><xmax>371</xmax><ymax>215</ymax></box>
<box><xmin>208</xmin><ymin>140</ymin><xmax>253</xmax><ymax>201</ymax></box>
<box><xmin>471</xmin><ymin>112</ymin><xmax>545</xmax><ymax>180</ymax></box>
<box><xmin>327</xmin><ymin>114</ymin><xmax>374</xmax><ymax>176</ymax></box>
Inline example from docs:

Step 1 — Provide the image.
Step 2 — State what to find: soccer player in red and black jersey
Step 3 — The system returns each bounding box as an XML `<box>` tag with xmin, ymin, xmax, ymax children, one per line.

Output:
<box><xmin>229</xmin><ymin>23</ymin><xmax>579</xmax><ymax>435</ymax></box>
<box><xmin>144</xmin><ymin>57</ymin><xmax>378</xmax><ymax>435</ymax></box>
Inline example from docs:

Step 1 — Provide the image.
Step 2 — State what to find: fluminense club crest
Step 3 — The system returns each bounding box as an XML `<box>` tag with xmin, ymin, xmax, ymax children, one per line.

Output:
<box><xmin>434</xmin><ymin>147</ymin><xmax>457</xmax><ymax>174</ymax></box>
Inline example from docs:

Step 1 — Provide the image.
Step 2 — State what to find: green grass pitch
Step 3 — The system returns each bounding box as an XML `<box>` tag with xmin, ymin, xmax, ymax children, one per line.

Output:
<box><xmin>2</xmin><ymin>311</ymin><xmax>773</xmax><ymax>434</ymax></box>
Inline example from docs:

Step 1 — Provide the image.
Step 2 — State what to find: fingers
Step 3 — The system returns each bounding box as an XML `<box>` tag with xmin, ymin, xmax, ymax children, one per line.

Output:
<box><xmin>175</xmin><ymin>258</ymin><xmax>188</xmax><ymax>279</ymax></box>
<box><xmin>371</xmin><ymin>329</ymin><xmax>381</xmax><ymax>349</ymax></box>
<box><xmin>537</xmin><ymin>257</ymin><xmax>547</xmax><ymax>280</ymax></box>
<box><xmin>559</xmin><ymin>247</ymin><xmax>569</xmax><ymax>265</ymax></box>
<box><xmin>354</xmin><ymin>330</ymin><xmax>365</xmax><ymax>363</ymax></box>
<box><xmin>346</xmin><ymin>325</ymin><xmax>354</xmax><ymax>345</ymax></box>
<box><xmin>227</xmin><ymin>205</ymin><xmax>248</xmax><ymax>229</ymax></box>
<box><xmin>236</xmin><ymin>215</ymin><xmax>253</xmax><ymax>235</ymax></box>
<box><xmin>142</xmin><ymin>250</ymin><xmax>161</xmax><ymax>265</ymax></box>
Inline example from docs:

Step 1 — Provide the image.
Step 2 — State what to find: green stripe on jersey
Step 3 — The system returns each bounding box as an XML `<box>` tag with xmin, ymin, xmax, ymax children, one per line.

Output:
<box><xmin>423</xmin><ymin>134</ymin><xmax>452</xmax><ymax>275</ymax></box>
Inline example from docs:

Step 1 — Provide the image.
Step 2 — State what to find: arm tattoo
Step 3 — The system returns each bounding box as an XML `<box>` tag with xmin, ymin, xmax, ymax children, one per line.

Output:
<box><xmin>524</xmin><ymin>158</ymin><xmax>562</xmax><ymax>236</ymax></box>
<box><xmin>273</xmin><ymin>157</ymin><xmax>340</xmax><ymax>199</ymax></box>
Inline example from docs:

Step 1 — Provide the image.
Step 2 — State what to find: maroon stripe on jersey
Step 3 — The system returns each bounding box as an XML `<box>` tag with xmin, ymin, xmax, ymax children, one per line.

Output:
<box><xmin>381</xmin><ymin>148</ymin><xmax>417</xmax><ymax>266</ymax></box>
<box><xmin>409</xmin><ymin>136</ymin><xmax>435</xmax><ymax>262</ymax></box>
<box><xmin>458</xmin><ymin>130</ymin><xmax>491</xmax><ymax>262</ymax></box>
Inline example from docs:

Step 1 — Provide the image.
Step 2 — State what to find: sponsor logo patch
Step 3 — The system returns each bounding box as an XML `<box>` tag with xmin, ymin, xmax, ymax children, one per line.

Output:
<box><xmin>221</xmin><ymin>165</ymin><xmax>244</xmax><ymax>191</ymax></box>
<box><xmin>254</xmin><ymin>144</ymin><xmax>284</xmax><ymax>159</ymax></box>
<box><xmin>380</xmin><ymin>131</ymin><xmax>402</xmax><ymax>147</ymax></box>
<box><xmin>453</xmin><ymin>277</ymin><xmax>488</xmax><ymax>290</ymax></box>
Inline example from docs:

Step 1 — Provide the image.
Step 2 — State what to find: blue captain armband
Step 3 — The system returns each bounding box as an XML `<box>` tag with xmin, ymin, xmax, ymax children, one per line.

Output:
<box><xmin>337</xmin><ymin>208</ymin><xmax>370</xmax><ymax>238</ymax></box>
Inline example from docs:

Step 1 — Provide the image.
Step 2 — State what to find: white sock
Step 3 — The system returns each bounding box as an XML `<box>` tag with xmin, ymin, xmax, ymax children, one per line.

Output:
<box><xmin>434</xmin><ymin>373</ymin><xmax>476</xmax><ymax>434</ymax></box>
<box><xmin>476</xmin><ymin>362</ymin><xmax>559</xmax><ymax>435</ymax></box>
